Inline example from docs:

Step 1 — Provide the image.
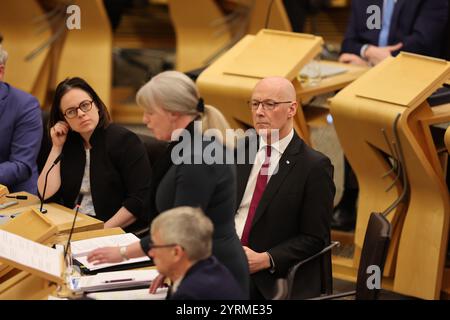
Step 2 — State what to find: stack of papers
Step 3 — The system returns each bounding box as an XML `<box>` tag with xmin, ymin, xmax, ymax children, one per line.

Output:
<box><xmin>87</xmin><ymin>287</ymin><xmax>168</xmax><ymax>300</ymax></box>
<box><xmin>72</xmin><ymin>269</ymin><xmax>159</xmax><ymax>292</ymax></box>
<box><xmin>300</xmin><ymin>62</ymin><xmax>348</xmax><ymax>79</ymax></box>
<box><xmin>71</xmin><ymin>233</ymin><xmax>151</xmax><ymax>272</ymax></box>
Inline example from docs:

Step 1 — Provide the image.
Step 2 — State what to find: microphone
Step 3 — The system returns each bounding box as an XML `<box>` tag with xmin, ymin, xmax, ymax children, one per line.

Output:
<box><xmin>64</xmin><ymin>193</ymin><xmax>84</xmax><ymax>259</ymax></box>
<box><xmin>39</xmin><ymin>153</ymin><xmax>63</xmax><ymax>214</ymax></box>
<box><xmin>6</xmin><ymin>195</ymin><xmax>28</xmax><ymax>200</ymax></box>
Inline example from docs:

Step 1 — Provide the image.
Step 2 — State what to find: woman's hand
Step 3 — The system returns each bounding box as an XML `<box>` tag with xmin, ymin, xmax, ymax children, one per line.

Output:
<box><xmin>50</xmin><ymin>121</ymin><xmax>70</xmax><ymax>147</ymax></box>
<box><xmin>87</xmin><ymin>247</ymin><xmax>123</xmax><ymax>265</ymax></box>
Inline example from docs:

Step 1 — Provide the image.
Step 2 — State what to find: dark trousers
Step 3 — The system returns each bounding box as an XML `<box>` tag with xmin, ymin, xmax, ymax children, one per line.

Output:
<box><xmin>249</xmin><ymin>278</ymin><xmax>266</xmax><ymax>300</ymax></box>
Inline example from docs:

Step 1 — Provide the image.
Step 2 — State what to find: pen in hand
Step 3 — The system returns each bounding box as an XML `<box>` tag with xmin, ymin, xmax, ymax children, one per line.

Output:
<box><xmin>103</xmin><ymin>278</ymin><xmax>135</xmax><ymax>284</ymax></box>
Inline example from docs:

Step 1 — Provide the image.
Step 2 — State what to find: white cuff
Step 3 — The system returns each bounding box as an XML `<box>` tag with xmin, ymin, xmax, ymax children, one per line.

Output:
<box><xmin>360</xmin><ymin>44</ymin><xmax>369</xmax><ymax>59</ymax></box>
<box><xmin>266</xmin><ymin>252</ymin><xmax>276</xmax><ymax>274</ymax></box>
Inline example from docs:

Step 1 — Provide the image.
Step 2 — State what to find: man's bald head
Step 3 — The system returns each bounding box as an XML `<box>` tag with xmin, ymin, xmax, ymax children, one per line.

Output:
<box><xmin>250</xmin><ymin>77</ymin><xmax>297</xmax><ymax>141</ymax></box>
<box><xmin>253</xmin><ymin>77</ymin><xmax>296</xmax><ymax>101</ymax></box>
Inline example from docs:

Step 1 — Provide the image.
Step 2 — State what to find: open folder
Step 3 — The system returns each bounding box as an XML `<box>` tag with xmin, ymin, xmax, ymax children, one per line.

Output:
<box><xmin>71</xmin><ymin>233</ymin><xmax>152</xmax><ymax>273</ymax></box>
<box><xmin>72</xmin><ymin>269</ymin><xmax>159</xmax><ymax>292</ymax></box>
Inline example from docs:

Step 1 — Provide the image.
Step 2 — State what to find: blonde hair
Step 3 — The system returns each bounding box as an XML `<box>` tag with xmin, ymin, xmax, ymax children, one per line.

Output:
<box><xmin>151</xmin><ymin>206</ymin><xmax>213</xmax><ymax>262</ymax></box>
<box><xmin>136</xmin><ymin>71</ymin><xmax>233</xmax><ymax>145</ymax></box>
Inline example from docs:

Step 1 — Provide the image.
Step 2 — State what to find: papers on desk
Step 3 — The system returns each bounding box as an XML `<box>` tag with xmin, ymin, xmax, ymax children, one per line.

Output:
<box><xmin>71</xmin><ymin>233</ymin><xmax>151</xmax><ymax>272</ymax></box>
<box><xmin>72</xmin><ymin>269</ymin><xmax>159</xmax><ymax>292</ymax></box>
<box><xmin>0</xmin><ymin>229</ymin><xmax>62</xmax><ymax>282</ymax></box>
<box><xmin>0</xmin><ymin>215</ymin><xmax>12</xmax><ymax>226</ymax></box>
<box><xmin>87</xmin><ymin>287</ymin><xmax>168</xmax><ymax>300</ymax></box>
<box><xmin>300</xmin><ymin>63</ymin><xmax>348</xmax><ymax>79</ymax></box>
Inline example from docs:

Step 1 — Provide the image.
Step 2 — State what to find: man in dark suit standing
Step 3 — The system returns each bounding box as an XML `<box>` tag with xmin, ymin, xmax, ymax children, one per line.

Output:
<box><xmin>339</xmin><ymin>0</ymin><xmax>448</xmax><ymax>66</ymax></box>
<box><xmin>148</xmin><ymin>206</ymin><xmax>245</xmax><ymax>300</ymax></box>
<box><xmin>235</xmin><ymin>77</ymin><xmax>335</xmax><ymax>299</ymax></box>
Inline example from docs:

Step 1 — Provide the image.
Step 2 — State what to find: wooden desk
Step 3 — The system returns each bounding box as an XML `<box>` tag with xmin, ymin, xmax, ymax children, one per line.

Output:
<box><xmin>296</xmin><ymin>61</ymin><xmax>367</xmax><ymax>104</ymax></box>
<box><xmin>0</xmin><ymin>192</ymin><xmax>40</xmax><ymax>211</ymax></box>
<box><xmin>0</xmin><ymin>204</ymin><xmax>103</xmax><ymax>292</ymax></box>
<box><xmin>197</xmin><ymin>34</ymin><xmax>366</xmax><ymax>144</ymax></box>
<box><xmin>0</xmin><ymin>228</ymin><xmax>125</xmax><ymax>300</ymax></box>
<box><xmin>168</xmin><ymin>0</ymin><xmax>232</xmax><ymax>72</ymax></box>
<box><xmin>50</xmin><ymin>227</ymin><xmax>125</xmax><ymax>245</ymax></box>
<box><xmin>330</xmin><ymin>53</ymin><xmax>450</xmax><ymax>299</ymax></box>
<box><xmin>0</xmin><ymin>203</ymin><xmax>103</xmax><ymax>234</ymax></box>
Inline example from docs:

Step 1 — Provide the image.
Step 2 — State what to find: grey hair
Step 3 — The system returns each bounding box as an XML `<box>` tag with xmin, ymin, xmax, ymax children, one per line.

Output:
<box><xmin>136</xmin><ymin>70</ymin><xmax>199</xmax><ymax>115</ymax></box>
<box><xmin>0</xmin><ymin>45</ymin><xmax>8</xmax><ymax>65</ymax></box>
<box><xmin>150</xmin><ymin>206</ymin><xmax>213</xmax><ymax>262</ymax></box>
<box><xmin>136</xmin><ymin>70</ymin><xmax>233</xmax><ymax>146</ymax></box>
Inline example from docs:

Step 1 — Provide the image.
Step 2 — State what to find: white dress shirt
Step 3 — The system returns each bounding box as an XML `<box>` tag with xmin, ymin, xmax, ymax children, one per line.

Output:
<box><xmin>235</xmin><ymin>129</ymin><xmax>294</xmax><ymax>238</ymax></box>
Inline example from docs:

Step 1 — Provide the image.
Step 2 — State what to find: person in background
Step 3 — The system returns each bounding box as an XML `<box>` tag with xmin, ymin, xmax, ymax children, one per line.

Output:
<box><xmin>0</xmin><ymin>36</ymin><xmax>43</xmax><ymax>194</ymax></box>
<box><xmin>149</xmin><ymin>206</ymin><xmax>245</xmax><ymax>300</ymax></box>
<box><xmin>339</xmin><ymin>0</ymin><xmax>448</xmax><ymax>66</ymax></box>
<box><xmin>336</xmin><ymin>0</ymin><xmax>448</xmax><ymax>230</ymax></box>
<box><xmin>38</xmin><ymin>77</ymin><xmax>151</xmax><ymax>232</ymax></box>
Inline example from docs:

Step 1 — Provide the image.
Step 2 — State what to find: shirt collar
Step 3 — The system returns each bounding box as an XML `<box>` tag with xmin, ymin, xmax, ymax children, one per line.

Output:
<box><xmin>259</xmin><ymin>129</ymin><xmax>294</xmax><ymax>155</ymax></box>
<box><xmin>172</xmin><ymin>275</ymin><xmax>183</xmax><ymax>294</ymax></box>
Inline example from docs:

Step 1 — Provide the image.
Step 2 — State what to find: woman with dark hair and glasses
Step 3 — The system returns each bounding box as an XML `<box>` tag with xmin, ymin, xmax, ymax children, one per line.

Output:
<box><xmin>38</xmin><ymin>77</ymin><xmax>152</xmax><ymax>231</ymax></box>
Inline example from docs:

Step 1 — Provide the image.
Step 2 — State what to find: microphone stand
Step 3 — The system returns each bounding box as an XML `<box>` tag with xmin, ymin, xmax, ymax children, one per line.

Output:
<box><xmin>39</xmin><ymin>154</ymin><xmax>62</xmax><ymax>214</ymax></box>
<box><xmin>64</xmin><ymin>194</ymin><xmax>84</xmax><ymax>259</ymax></box>
<box><xmin>57</xmin><ymin>194</ymin><xmax>83</xmax><ymax>296</ymax></box>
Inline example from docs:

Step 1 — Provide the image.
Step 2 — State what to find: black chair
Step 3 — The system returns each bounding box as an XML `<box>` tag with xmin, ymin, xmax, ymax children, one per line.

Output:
<box><xmin>272</xmin><ymin>278</ymin><xmax>289</xmax><ymax>300</ymax></box>
<box><xmin>282</xmin><ymin>240</ymin><xmax>339</xmax><ymax>299</ymax></box>
<box><xmin>312</xmin><ymin>212</ymin><xmax>392</xmax><ymax>300</ymax></box>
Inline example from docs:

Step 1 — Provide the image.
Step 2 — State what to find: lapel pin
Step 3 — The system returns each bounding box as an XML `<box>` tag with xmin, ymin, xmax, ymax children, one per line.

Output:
<box><xmin>286</xmin><ymin>160</ymin><xmax>290</xmax><ymax>164</ymax></box>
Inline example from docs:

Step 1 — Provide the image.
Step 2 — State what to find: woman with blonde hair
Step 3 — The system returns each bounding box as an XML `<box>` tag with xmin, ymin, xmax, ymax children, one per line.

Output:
<box><xmin>88</xmin><ymin>71</ymin><xmax>249</xmax><ymax>297</ymax></box>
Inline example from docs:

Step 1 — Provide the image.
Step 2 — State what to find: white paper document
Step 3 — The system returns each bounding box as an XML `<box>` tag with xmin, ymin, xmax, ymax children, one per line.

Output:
<box><xmin>71</xmin><ymin>233</ymin><xmax>151</xmax><ymax>271</ymax></box>
<box><xmin>300</xmin><ymin>62</ymin><xmax>348</xmax><ymax>79</ymax></box>
<box><xmin>87</xmin><ymin>287</ymin><xmax>168</xmax><ymax>300</ymax></box>
<box><xmin>0</xmin><ymin>229</ymin><xmax>62</xmax><ymax>279</ymax></box>
<box><xmin>72</xmin><ymin>269</ymin><xmax>159</xmax><ymax>292</ymax></box>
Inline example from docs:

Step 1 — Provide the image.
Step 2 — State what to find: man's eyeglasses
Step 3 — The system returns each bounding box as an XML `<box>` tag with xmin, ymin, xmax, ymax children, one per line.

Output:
<box><xmin>63</xmin><ymin>100</ymin><xmax>94</xmax><ymax>119</ymax></box>
<box><xmin>248</xmin><ymin>100</ymin><xmax>293</xmax><ymax>111</ymax></box>
<box><xmin>149</xmin><ymin>243</ymin><xmax>179</xmax><ymax>250</ymax></box>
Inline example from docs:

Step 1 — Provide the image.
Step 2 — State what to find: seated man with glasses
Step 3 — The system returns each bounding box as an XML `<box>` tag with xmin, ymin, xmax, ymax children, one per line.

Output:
<box><xmin>149</xmin><ymin>206</ymin><xmax>246</xmax><ymax>300</ymax></box>
<box><xmin>38</xmin><ymin>77</ymin><xmax>152</xmax><ymax>232</ymax></box>
<box><xmin>235</xmin><ymin>76</ymin><xmax>335</xmax><ymax>299</ymax></box>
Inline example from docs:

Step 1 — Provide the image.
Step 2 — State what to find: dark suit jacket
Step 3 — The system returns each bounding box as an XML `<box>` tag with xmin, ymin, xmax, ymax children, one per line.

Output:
<box><xmin>140</xmin><ymin>120</ymin><xmax>249</xmax><ymax>297</ymax></box>
<box><xmin>169</xmin><ymin>256</ymin><xmax>246</xmax><ymax>300</ymax></box>
<box><xmin>0</xmin><ymin>82</ymin><xmax>42</xmax><ymax>194</ymax></box>
<box><xmin>45</xmin><ymin>124</ymin><xmax>152</xmax><ymax>232</ymax></box>
<box><xmin>341</xmin><ymin>0</ymin><xmax>448</xmax><ymax>58</ymax></box>
<box><xmin>236</xmin><ymin>132</ymin><xmax>335</xmax><ymax>299</ymax></box>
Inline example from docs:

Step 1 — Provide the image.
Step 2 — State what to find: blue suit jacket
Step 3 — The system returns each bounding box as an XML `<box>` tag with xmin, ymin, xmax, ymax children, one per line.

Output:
<box><xmin>169</xmin><ymin>256</ymin><xmax>246</xmax><ymax>300</ymax></box>
<box><xmin>341</xmin><ymin>0</ymin><xmax>448</xmax><ymax>58</ymax></box>
<box><xmin>0</xmin><ymin>82</ymin><xmax>42</xmax><ymax>194</ymax></box>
